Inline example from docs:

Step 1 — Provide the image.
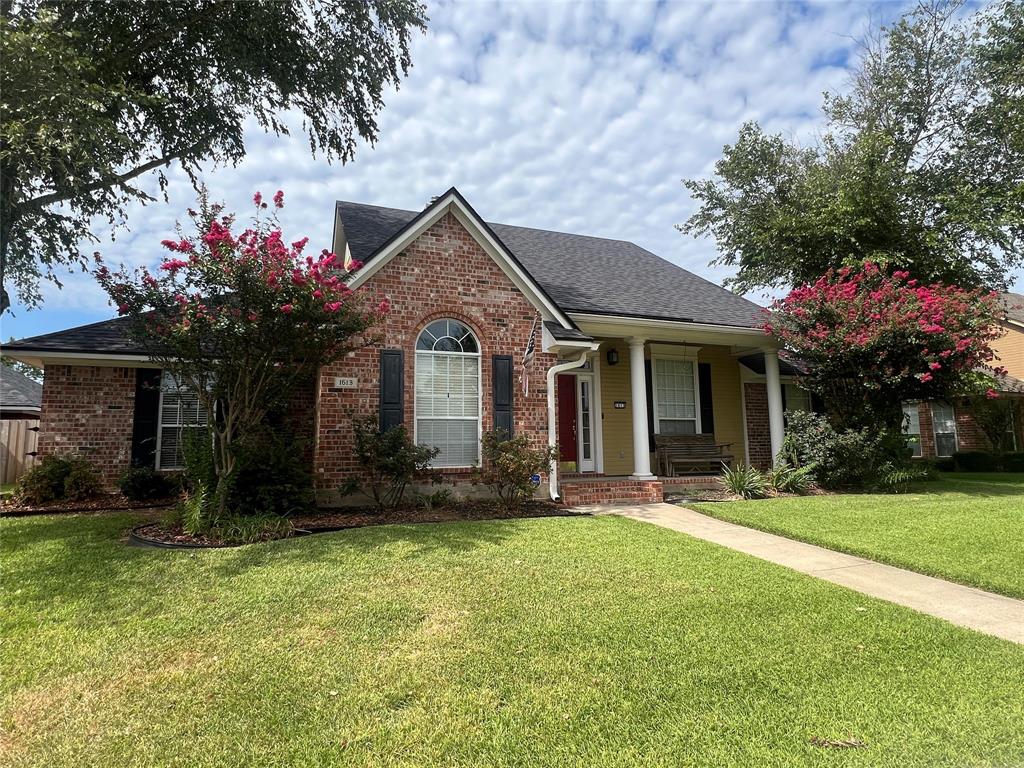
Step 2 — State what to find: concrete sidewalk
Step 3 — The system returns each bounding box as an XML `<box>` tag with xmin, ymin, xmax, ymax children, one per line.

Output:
<box><xmin>578</xmin><ymin>502</ymin><xmax>1024</xmax><ymax>645</ymax></box>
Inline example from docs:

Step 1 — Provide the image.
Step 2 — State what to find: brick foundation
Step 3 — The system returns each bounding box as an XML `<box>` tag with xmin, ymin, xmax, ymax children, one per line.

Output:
<box><xmin>314</xmin><ymin>212</ymin><xmax>557</xmax><ymax>502</ymax></box>
<box><xmin>743</xmin><ymin>382</ymin><xmax>771</xmax><ymax>470</ymax></box>
<box><xmin>39</xmin><ymin>365</ymin><xmax>136</xmax><ymax>485</ymax></box>
<box><xmin>559</xmin><ymin>478</ymin><xmax>663</xmax><ymax>506</ymax></box>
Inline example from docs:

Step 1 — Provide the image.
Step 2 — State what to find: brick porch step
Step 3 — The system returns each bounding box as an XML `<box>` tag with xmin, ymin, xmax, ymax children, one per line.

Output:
<box><xmin>559</xmin><ymin>478</ymin><xmax>663</xmax><ymax>506</ymax></box>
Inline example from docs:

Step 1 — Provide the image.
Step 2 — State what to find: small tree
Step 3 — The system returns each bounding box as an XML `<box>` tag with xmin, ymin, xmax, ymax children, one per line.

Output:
<box><xmin>968</xmin><ymin>393</ymin><xmax>1020</xmax><ymax>458</ymax></box>
<box><xmin>765</xmin><ymin>263</ymin><xmax>1004</xmax><ymax>431</ymax></box>
<box><xmin>97</xmin><ymin>190</ymin><xmax>386</xmax><ymax>521</ymax></box>
<box><xmin>474</xmin><ymin>431</ymin><xmax>557</xmax><ymax>510</ymax></box>
<box><xmin>345</xmin><ymin>416</ymin><xmax>440</xmax><ymax>511</ymax></box>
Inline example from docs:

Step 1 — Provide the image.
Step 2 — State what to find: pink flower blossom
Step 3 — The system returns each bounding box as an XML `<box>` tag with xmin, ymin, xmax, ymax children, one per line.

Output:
<box><xmin>378</xmin><ymin>298</ymin><xmax>391</xmax><ymax>314</ymax></box>
<box><xmin>160</xmin><ymin>259</ymin><xmax>189</xmax><ymax>272</ymax></box>
<box><xmin>280</xmin><ymin>303</ymin><xmax>294</xmax><ymax>314</ymax></box>
<box><xmin>117</xmin><ymin>303</ymin><xmax>129</xmax><ymax>315</ymax></box>
<box><xmin>348</xmin><ymin>259</ymin><xmax>363</xmax><ymax>272</ymax></box>
<box><xmin>273</xmin><ymin>190</ymin><xmax>284</xmax><ymax>208</ymax></box>
<box><xmin>324</xmin><ymin>301</ymin><xmax>342</xmax><ymax>313</ymax></box>
<box><xmin>919</xmin><ymin>372</ymin><xmax>934</xmax><ymax>383</ymax></box>
<box><xmin>253</xmin><ymin>191</ymin><xmax>263</xmax><ymax>207</ymax></box>
<box><xmin>986</xmin><ymin>388</ymin><xmax>1000</xmax><ymax>400</ymax></box>
<box><xmin>929</xmin><ymin>362</ymin><xmax>941</xmax><ymax>371</ymax></box>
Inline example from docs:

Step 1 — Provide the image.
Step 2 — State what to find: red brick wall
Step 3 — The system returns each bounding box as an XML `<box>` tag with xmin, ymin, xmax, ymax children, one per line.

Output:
<box><xmin>39</xmin><ymin>365</ymin><xmax>136</xmax><ymax>485</ymax></box>
<box><xmin>743</xmin><ymin>382</ymin><xmax>771</xmax><ymax>470</ymax></box>
<box><xmin>314</xmin><ymin>212</ymin><xmax>557</xmax><ymax>499</ymax></box>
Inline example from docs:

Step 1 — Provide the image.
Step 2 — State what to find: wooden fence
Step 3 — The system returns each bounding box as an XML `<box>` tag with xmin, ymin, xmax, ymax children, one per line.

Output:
<box><xmin>1</xmin><ymin>419</ymin><xmax>39</xmax><ymax>485</ymax></box>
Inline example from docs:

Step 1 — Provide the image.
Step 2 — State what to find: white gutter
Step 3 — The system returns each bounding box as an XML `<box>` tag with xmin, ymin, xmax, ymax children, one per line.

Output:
<box><xmin>546</xmin><ymin>350</ymin><xmax>591</xmax><ymax>501</ymax></box>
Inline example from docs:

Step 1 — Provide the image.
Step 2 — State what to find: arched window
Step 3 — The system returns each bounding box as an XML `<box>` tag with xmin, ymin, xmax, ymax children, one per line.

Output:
<box><xmin>415</xmin><ymin>319</ymin><xmax>481</xmax><ymax>467</ymax></box>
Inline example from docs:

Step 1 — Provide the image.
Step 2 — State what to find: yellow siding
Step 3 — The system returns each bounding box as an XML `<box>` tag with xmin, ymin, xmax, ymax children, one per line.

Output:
<box><xmin>993</xmin><ymin>323</ymin><xmax>1024</xmax><ymax>380</ymax></box>
<box><xmin>598</xmin><ymin>340</ymin><xmax>634</xmax><ymax>475</ymax></box>
<box><xmin>596</xmin><ymin>341</ymin><xmax>747</xmax><ymax>475</ymax></box>
<box><xmin>699</xmin><ymin>346</ymin><xmax>747</xmax><ymax>463</ymax></box>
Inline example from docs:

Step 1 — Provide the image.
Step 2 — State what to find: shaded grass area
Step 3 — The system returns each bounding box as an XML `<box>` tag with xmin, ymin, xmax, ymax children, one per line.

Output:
<box><xmin>692</xmin><ymin>474</ymin><xmax>1024</xmax><ymax>599</ymax></box>
<box><xmin>2</xmin><ymin>512</ymin><xmax>1023</xmax><ymax>767</ymax></box>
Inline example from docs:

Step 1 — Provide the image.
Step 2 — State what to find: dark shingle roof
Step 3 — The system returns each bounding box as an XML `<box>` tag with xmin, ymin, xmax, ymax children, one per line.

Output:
<box><xmin>1001</xmin><ymin>292</ymin><xmax>1024</xmax><ymax>325</ymax></box>
<box><xmin>0</xmin><ymin>366</ymin><xmax>42</xmax><ymax>410</ymax></box>
<box><xmin>3</xmin><ymin>316</ymin><xmax>142</xmax><ymax>356</ymax></box>
<box><xmin>337</xmin><ymin>200</ymin><xmax>766</xmax><ymax>328</ymax></box>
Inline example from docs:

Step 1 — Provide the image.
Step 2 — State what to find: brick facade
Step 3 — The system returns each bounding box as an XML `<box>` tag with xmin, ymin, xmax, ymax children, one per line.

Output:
<box><xmin>314</xmin><ymin>212</ymin><xmax>557</xmax><ymax>502</ymax></box>
<box><xmin>743</xmin><ymin>382</ymin><xmax>772</xmax><ymax>470</ymax></box>
<box><xmin>39</xmin><ymin>365</ymin><xmax>136</xmax><ymax>485</ymax></box>
<box><xmin>559</xmin><ymin>479</ymin><xmax>663</xmax><ymax>506</ymax></box>
<box><xmin>913</xmin><ymin>398</ymin><xmax>1022</xmax><ymax>458</ymax></box>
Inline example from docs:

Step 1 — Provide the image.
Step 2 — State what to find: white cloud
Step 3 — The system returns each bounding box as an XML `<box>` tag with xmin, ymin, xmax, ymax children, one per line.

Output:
<box><xmin>7</xmin><ymin>0</ymin><xmax>1021</xmax><ymax>339</ymax></box>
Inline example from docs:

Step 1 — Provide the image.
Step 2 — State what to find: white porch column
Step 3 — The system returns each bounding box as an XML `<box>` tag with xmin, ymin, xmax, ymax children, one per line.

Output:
<box><xmin>763</xmin><ymin>348</ymin><xmax>785</xmax><ymax>462</ymax></box>
<box><xmin>628</xmin><ymin>337</ymin><xmax>655</xmax><ymax>479</ymax></box>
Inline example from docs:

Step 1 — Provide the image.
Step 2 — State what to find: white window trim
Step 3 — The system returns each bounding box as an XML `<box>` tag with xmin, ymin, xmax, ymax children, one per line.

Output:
<box><xmin>930</xmin><ymin>402</ymin><xmax>959</xmax><ymax>458</ymax></box>
<box><xmin>651</xmin><ymin>351</ymin><xmax>701</xmax><ymax>436</ymax></box>
<box><xmin>413</xmin><ymin>323</ymin><xmax>483</xmax><ymax>469</ymax></box>
<box><xmin>155</xmin><ymin>373</ymin><xmax>209</xmax><ymax>471</ymax></box>
<box><xmin>902</xmin><ymin>402</ymin><xmax>923</xmax><ymax>458</ymax></box>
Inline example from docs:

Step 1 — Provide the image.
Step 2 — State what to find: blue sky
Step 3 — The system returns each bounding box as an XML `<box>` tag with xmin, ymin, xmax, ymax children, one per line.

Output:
<box><xmin>4</xmin><ymin>0</ymin><xmax>1019</xmax><ymax>342</ymax></box>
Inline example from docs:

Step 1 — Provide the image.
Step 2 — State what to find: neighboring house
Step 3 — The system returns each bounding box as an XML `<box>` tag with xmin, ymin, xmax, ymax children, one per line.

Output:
<box><xmin>0</xmin><ymin>366</ymin><xmax>42</xmax><ymax>484</ymax></box>
<box><xmin>902</xmin><ymin>291</ymin><xmax>1024</xmax><ymax>459</ymax></box>
<box><xmin>1</xmin><ymin>189</ymin><xmax>807</xmax><ymax>505</ymax></box>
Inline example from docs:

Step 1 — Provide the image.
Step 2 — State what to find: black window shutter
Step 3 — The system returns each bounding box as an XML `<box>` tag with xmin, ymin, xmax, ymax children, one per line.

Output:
<box><xmin>131</xmin><ymin>368</ymin><xmax>162</xmax><ymax>468</ymax></box>
<box><xmin>698</xmin><ymin>362</ymin><xmax>715</xmax><ymax>435</ymax></box>
<box><xmin>379</xmin><ymin>350</ymin><xmax>404</xmax><ymax>432</ymax></box>
<box><xmin>492</xmin><ymin>355</ymin><xmax>514</xmax><ymax>439</ymax></box>
<box><xmin>645</xmin><ymin>359</ymin><xmax>656</xmax><ymax>451</ymax></box>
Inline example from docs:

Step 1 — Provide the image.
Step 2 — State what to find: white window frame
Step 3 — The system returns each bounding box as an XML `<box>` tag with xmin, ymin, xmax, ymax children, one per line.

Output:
<box><xmin>413</xmin><ymin>320</ymin><xmax>482</xmax><ymax>469</ymax></box>
<box><xmin>902</xmin><ymin>402</ymin><xmax>922</xmax><ymax>458</ymax></box>
<box><xmin>651</xmin><ymin>351</ymin><xmax>701</xmax><ymax>436</ymax></box>
<box><xmin>155</xmin><ymin>372</ymin><xmax>209</xmax><ymax>471</ymax></box>
<box><xmin>783</xmin><ymin>383</ymin><xmax>812</xmax><ymax>414</ymax></box>
<box><xmin>930</xmin><ymin>402</ymin><xmax>959</xmax><ymax>458</ymax></box>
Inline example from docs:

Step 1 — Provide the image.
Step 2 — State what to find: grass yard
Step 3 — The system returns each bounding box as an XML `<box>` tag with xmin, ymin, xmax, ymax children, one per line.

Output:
<box><xmin>691</xmin><ymin>473</ymin><xmax>1024</xmax><ymax>599</ymax></box>
<box><xmin>2</xmin><ymin>513</ymin><xmax>1023</xmax><ymax>767</ymax></box>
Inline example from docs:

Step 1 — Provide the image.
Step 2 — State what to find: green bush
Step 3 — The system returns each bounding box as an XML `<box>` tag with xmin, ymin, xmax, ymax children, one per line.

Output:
<box><xmin>953</xmin><ymin>451</ymin><xmax>999</xmax><ymax>472</ymax></box>
<box><xmin>768</xmin><ymin>460</ymin><xmax>816</xmax><ymax>495</ymax></box>
<box><xmin>719</xmin><ymin>463</ymin><xmax>770</xmax><ymax>499</ymax></box>
<box><xmin>344</xmin><ymin>416</ymin><xmax>440</xmax><ymax>511</ymax></box>
<box><xmin>782</xmin><ymin>411</ymin><xmax>911</xmax><ymax>491</ymax></box>
<box><xmin>119</xmin><ymin>467</ymin><xmax>179</xmax><ymax>501</ymax></box>
<box><xmin>17</xmin><ymin>455</ymin><xmax>102</xmax><ymax>504</ymax></box>
<box><xmin>1004</xmin><ymin>453</ymin><xmax>1024</xmax><ymax>472</ymax></box>
<box><xmin>474</xmin><ymin>430</ymin><xmax>558</xmax><ymax>509</ymax></box>
<box><xmin>230</xmin><ymin>427</ymin><xmax>315</xmax><ymax>517</ymax></box>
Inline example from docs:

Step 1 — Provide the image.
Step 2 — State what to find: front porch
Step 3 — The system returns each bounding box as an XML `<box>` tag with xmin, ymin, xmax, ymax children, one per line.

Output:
<box><xmin>544</xmin><ymin>314</ymin><xmax>791</xmax><ymax>504</ymax></box>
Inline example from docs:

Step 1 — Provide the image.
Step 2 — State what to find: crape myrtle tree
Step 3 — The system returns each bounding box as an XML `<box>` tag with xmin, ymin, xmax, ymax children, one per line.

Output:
<box><xmin>765</xmin><ymin>262</ymin><xmax>1005</xmax><ymax>431</ymax></box>
<box><xmin>681</xmin><ymin>0</ymin><xmax>1024</xmax><ymax>294</ymax></box>
<box><xmin>0</xmin><ymin>0</ymin><xmax>427</xmax><ymax>311</ymax></box>
<box><xmin>97</xmin><ymin>190</ymin><xmax>388</xmax><ymax>519</ymax></box>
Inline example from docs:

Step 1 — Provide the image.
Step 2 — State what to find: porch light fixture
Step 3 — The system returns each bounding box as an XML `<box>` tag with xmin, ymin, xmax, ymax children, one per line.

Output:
<box><xmin>606</xmin><ymin>348</ymin><xmax>619</xmax><ymax>366</ymax></box>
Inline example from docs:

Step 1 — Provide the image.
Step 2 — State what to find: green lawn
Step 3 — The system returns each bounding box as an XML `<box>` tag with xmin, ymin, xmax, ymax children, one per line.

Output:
<box><xmin>691</xmin><ymin>473</ymin><xmax>1024</xmax><ymax>599</ymax></box>
<box><xmin>2</xmin><ymin>513</ymin><xmax>1023</xmax><ymax>767</ymax></box>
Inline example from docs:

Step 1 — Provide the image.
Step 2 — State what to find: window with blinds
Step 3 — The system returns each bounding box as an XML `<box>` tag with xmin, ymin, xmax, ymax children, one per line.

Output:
<box><xmin>156</xmin><ymin>373</ymin><xmax>210</xmax><ymax>470</ymax></box>
<box><xmin>415</xmin><ymin>319</ymin><xmax>481</xmax><ymax>467</ymax></box>
<box><xmin>654</xmin><ymin>357</ymin><xmax>697</xmax><ymax>435</ymax></box>
<box><xmin>931</xmin><ymin>402</ymin><xmax>958</xmax><ymax>458</ymax></box>
<box><xmin>902</xmin><ymin>402</ymin><xmax>922</xmax><ymax>457</ymax></box>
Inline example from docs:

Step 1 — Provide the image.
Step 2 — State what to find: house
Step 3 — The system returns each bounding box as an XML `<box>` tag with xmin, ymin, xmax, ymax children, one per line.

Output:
<box><xmin>1</xmin><ymin>188</ymin><xmax>810</xmax><ymax>505</ymax></box>
<box><xmin>0</xmin><ymin>365</ymin><xmax>42</xmax><ymax>484</ymax></box>
<box><xmin>902</xmin><ymin>292</ymin><xmax>1024</xmax><ymax>460</ymax></box>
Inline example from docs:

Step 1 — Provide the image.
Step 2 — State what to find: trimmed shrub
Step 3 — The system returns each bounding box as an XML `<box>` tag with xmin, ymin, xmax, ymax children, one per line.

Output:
<box><xmin>62</xmin><ymin>457</ymin><xmax>102</xmax><ymax>501</ymax></box>
<box><xmin>720</xmin><ymin>463</ymin><xmax>770</xmax><ymax>499</ymax></box>
<box><xmin>230</xmin><ymin>427</ymin><xmax>315</xmax><ymax>517</ymax></box>
<box><xmin>782</xmin><ymin>411</ymin><xmax>910</xmax><ymax>491</ymax></box>
<box><xmin>16</xmin><ymin>455</ymin><xmax>102</xmax><ymax>504</ymax></box>
<box><xmin>474</xmin><ymin>430</ymin><xmax>558</xmax><ymax>510</ymax></box>
<box><xmin>1004</xmin><ymin>453</ymin><xmax>1024</xmax><ymax>472</ymax></box>
<box><xmin>344</xmin><ymin>416</ymin><xmax>440</xmax><ymax>511</ymax></box>
<box><xmin>953</xmin><ymin>451</ymin><xmax>999</xmax><ymax>472</ymax></box>
<box><xmin>119</xmin><ymin>467</ymin><xmax>179</xmax><ymax>501</ymax></box>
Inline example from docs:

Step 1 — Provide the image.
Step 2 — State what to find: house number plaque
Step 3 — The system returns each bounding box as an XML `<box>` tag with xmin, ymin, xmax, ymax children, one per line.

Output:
<box><xmin>333</xmin><ymin>377</ymin><xmax>358</xmax><ymax>389</ymax></box>
<box><xmin>614</xmin><ymin>401</ymin><xmax>626</xmax><ymax>409</ymax></box>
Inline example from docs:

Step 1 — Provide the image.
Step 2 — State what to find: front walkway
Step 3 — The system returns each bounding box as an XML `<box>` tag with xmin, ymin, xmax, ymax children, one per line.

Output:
<box><xmin>576</xmin><ymin>502</ymin><xmax>1024</xmax><ymax>645</ymax></box>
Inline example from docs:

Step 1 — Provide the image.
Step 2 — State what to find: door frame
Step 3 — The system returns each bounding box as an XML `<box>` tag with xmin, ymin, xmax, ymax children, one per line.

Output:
<box><xmin>562</xmin><ymin>353</ymin><xmax>604</xmax><ymax>474</ymax></box>
<box><xmin>575</xmin><ymin>372</ymin><xmax>597</xmax><ymax>473</ymax></box>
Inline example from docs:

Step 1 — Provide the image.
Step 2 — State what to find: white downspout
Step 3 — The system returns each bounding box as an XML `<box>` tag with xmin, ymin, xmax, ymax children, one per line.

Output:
<box><xmin>547</xmin><ymin>350</ymin><xmax>591</xmax><ymax>501</ymax></box>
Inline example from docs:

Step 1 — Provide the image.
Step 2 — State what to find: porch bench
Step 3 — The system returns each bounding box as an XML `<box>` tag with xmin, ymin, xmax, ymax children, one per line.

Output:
<box><xmin>654</xmin><ymin>434</ymin><xmax>733</xmax><ymax>476</ymax></box>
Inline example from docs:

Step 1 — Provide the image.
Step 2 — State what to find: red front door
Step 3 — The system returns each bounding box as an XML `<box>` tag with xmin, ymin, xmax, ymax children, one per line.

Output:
<box><xmin>557</xmin><ymin>374</ymin><xmax>578</xmax><ymax>463</ymax></box>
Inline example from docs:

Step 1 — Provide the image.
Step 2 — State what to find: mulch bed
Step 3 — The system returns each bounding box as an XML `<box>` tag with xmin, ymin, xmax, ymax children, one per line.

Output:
<box><xmin>130</xmin><ymin>499</ymin><xmax>584</xmax><ymax>549</ymax></box>
<box><xmin>1</xmin><ymin>492</ymin><xmax>180</xmax><ymax>517</ymax></box>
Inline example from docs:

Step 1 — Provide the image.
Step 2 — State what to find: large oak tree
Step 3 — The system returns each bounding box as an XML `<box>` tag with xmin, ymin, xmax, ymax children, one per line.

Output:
<box><xmin>0</xmin><ymin>0</ymin><xmax>427</xmax><ymax>311</ymax></box>
<box><xmin>682</xmin><ymin>0</ymin><xmax>1023</xmax><ymax>294</ymax></box>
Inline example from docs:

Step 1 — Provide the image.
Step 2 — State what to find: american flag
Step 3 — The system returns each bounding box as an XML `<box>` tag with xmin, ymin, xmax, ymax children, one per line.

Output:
<box><xmin>522</xmin><ymin>315</ymin><xmax>539</xmax><ymax>396</ymax></box>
